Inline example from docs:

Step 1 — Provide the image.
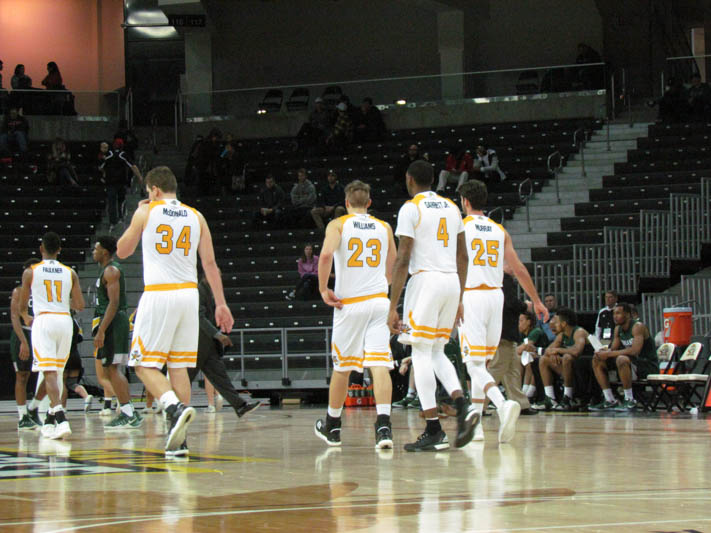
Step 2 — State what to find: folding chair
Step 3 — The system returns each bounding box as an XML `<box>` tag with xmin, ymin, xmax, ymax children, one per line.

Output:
<box><xmin>286</xmin><ymin>88</ymin><xmax>309</xmax><ymax>111</ymax></box>
<box><xmin>646</xmin><ymin>343</ymin><xmax>679</xmax><ymax>411</ymax></box>
<box><xmin>257</xmin><ymin>89</ymin><xmax>283</xmax><ymax>113</ymax></box>
<box><xmin>667</xmin><ymin>342</ymin><xmax>709</xmax><ymax>410</ymax></box>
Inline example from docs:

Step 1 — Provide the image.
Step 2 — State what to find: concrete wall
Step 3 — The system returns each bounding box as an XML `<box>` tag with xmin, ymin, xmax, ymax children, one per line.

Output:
<box><xmin>26</xmin><ymin>116</ymin><xmax>117</xmax><ymax>142</ymax></box>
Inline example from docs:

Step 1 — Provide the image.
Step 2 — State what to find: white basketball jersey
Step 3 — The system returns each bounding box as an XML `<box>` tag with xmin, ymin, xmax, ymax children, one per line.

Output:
<box><xmin>142</xmin><ymin>199</ymin><xmax>201</xmax><ymax>287</ymax></box>
<box><xmin>463</xmin><ymin>215</ymin><xmax>506</xmax><ymax>288</ymax></box>
<box><xmin>334</xmin><ymin>214</ymin><xmax>389</xmax><ymax>300</ymax></box>
<box><xmin>395</xmin><ymin>191</ymin><xmax>463</xmax><ymax>275</ymax></box>
<box><xmin>30</xmin><ymin>260</ymin><xmax>73</xmax><ymax>314</ymax></box>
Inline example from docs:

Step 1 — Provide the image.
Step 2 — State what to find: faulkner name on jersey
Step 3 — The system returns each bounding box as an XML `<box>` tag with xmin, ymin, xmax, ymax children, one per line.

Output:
<box><xmin>43</xmin><ymin>267</ymin><xmax>64</xmax><ymax>274</ymax></box>
<box><xmin>354</xmin><ymin>221</ymin><xmax>376</xmax><ymax>230</ymax></box>
<box><xmin>163</xmin><ymin>207</ymin><xmax>188</xmax><ymax>217</ymax></box>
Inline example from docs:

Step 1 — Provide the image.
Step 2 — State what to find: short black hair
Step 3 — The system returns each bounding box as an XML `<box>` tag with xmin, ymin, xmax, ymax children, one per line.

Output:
<box><xmin>97</xmin><ymin>235</ymin><xmax>117</xmax><ymax>256</ymax></box>
<box><xmin>406</xmin><ymin>160</ymin><xmax>434</xmax><ymax>187</ymax></box>
<box><xmin>23</xmin><ymin>257</ymin><xmax>40</xmax><ymax>270</ymax></box>
<box><xmin>556</xmin><ymin>307</ymin><xmax>577</xmax><ymax>327</ymax></box>
<box><xmin>41</xmin><ymin>232</ymin><xmax>61</xmax><ymax>255</ymax></box>
<box><xmin>459</xmin><ymin>179</ymin><xmax>488</xmax><ymax>210</ymax></box>
<box><xmin>521</xmin><ymin>310</ymin><xmax>537</xmax><ymax>326</ymax></box>
<box><xmin>605</xmin><ymin>290</ymin><xmax>618</xmax><ymax>297</ymax></box>
<box><xmin>614</xmin><ymin>302</ymin><xmax>632</xmax><ymax>315</ymax></box>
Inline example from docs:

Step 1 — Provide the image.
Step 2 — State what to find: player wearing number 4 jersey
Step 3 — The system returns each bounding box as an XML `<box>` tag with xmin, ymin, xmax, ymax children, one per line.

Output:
<box><xmin>117</xmin><ymin>166</ymin><xmax>234</xmax><ymax>456</ymax></box>
<box><xmin>389</xmin><ymin>160</ymin><xmax>479</xmax><ymax>452</ymax></box>
<box><xmin>19</xmin><ymin>232</ymin><xmax>85</xmax><ymax>440</ymax></box>
<box><xmin>458</xmin><ymin>179</ymin><xmax>547</xmax><ymax>443</ymax></box>
<box><xmin>314</xmin><ymin>180</ymin><xmax>397</xmax><ymax>449</ymax></box>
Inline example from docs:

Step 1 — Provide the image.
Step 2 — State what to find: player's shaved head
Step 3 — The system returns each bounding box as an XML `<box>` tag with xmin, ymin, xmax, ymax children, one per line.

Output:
<box><xmin>344</xmin><ymin>180</ymin><xmax>371</xmax><ymax>208</ymax></box>
<box><xmin>406</xmin><ymin>160</ymin><xmax>434</xmax><ymax>187</ymax></box>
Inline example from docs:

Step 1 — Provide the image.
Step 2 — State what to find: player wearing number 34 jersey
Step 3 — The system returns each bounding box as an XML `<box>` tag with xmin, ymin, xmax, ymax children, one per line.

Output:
<box><xmin>117</xmin><ymin>166</ymin><xmax>233</xmax><ymax>456</ymax></box>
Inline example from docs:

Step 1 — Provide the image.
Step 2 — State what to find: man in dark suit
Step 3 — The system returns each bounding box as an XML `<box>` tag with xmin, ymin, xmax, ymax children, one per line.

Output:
<box><xmin>189</xmin><ymin>269</ymin><xmax>260</xmax><ymax>418</ymax></box>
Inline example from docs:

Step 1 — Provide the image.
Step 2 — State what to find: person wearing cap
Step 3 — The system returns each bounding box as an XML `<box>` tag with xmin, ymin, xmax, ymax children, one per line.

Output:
<box><xmin>296</xmin><ymin>97</ymin><xmax>334</xmax><ymax>153</ymax></box>
<box><xmin>326</xmin><ymin>101</ymin><xmax>353</xmax><ymax>151</ymax></box>
<box><xmin>99</xmin><ymin>138</ymin><xmax>142</xmax><ymax>232</ymax></box>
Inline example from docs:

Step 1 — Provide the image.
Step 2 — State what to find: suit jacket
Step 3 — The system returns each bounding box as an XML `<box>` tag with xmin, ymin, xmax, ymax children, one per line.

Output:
<box><xmin>501</xmin><ymin>274</ymin><xmax>527</xmax><ymax>342</ymax></box>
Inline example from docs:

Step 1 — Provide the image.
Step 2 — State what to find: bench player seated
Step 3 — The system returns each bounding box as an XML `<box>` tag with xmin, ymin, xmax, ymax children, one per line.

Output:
<box><xmin>536</xmin><ymin>308</ymin><xmax>589</xmax><ymax>411</ymax></box>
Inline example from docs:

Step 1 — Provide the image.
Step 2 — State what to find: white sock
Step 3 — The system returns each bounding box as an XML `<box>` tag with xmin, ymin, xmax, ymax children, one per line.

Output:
<box><xmin>407</xmin><ymin>387</ymin><xmax>416</xmax><ymax>397</ymax></box>
<box><xmin>544</xmin><ymin>386</ymin><xmax>555</xmax><ymax>399</ymax></box>
<box><xmin>466</xmin><ymin>361</ymin><xmax>503</xmax><ymax>408</ymax></box>
<box><xmin>120</xmin><ymin>402</ymin><xmax>134</xmax><ymax>417</ymax></box>
<box><xmin>159</xmin><ymin>390</ymin><xmax>180</xmax><ymax>409</ymax></box>
<box><xmin>603</xmin><ymin>388</ymin><xmax>615</xmax><ymax>402</ymax></box>
<box><xmin>486</xmin><ymin>384</ymin><xmax>505</xmax><ymax>409</ymax></box>
<box><xmin>564</xmin><ymin>387</ymin><xmax>573</xmax><ymax>399</ymax></box>
<box><xmin>28</xmin><ymin>398</ymin><xmax>39</xmax><ymax>410</ymax></box>
<box><xmin>327</xmin><ymin>406</ymin><xmax>342</xmax><ymax>418</ymax></box>
<box><xmin>17</xmin><ymin>404</ymin><xmax>27</xmax><ymax>419</ymax></box>
<box><xmin>624</xmin><ymin>388</ymin><xmax>634</xmax><ymax>401</ymax></box>
<box><xmin>527</xmin><ymin>385</ymin><xmax>536</xmax><ymax>398</ymax></box>
<box><xmin>376</xmin><ymin>404</ymin><xmax>391</xmax><ymax>417</ymax></box>
<box><xmin>411</xmin><ymin>344</ymin><xmax>437</xmax><ymax>411</ymax></box>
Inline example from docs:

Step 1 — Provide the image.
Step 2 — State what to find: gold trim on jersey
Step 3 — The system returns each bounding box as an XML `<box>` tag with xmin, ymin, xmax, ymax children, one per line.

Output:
<box><xmin>407</xmin><ymin>311</ymin><xmax>452</xmax><ymax>340</ymax></box>
<box><xmin>30</xmin><ymin>261</ymin><xmax>44</xmax><ymax>270</ymax></box>
<box><xmin>144</xmin><ymin>282</ymin><xmax>198</xmax><ymax>291</ymax></box>
<box><xmin>464</xmin><ymin>284</ymin><xmax>500</xmax><ymax>291</ymax></box>
<box><xmin>340</xmin><ymin>292</ymin><xmax>388</xmax><ymax>305</ymax></box>
<box><xmin>38</xmin><ymin>311</ymin><xmax>70</xmax><ymax>316</ymax></box>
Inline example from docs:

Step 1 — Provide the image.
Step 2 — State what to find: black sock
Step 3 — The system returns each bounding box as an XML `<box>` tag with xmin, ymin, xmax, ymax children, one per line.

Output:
<box><xmin>425</xmin><ymin>418</ymin><xmax>441</xmax><ymax>435</ymax></box>
<box><xmin>376</xmin><ymin>414</ymin><xmax>390</xmax><ymax>427</ymax></box>
<box><xmin>54</xmin><ymin>410</ymin><xmax>67</xmax><ymax>424</ymax></box>
<box><xmin>326</xmin><ymin>414</ymin><xmax>341</xmax><ymax>430</ymax></box>
<box><xmin>45</xmin><ymin>414</ymin><xmax>56</xmax><ymax>425</ymax></box>
<box><xmin>104</xmin><ymin>399</ymin><xmax>112</xmax><ymax>409</ymax></box>
<box><xmin>454</xmin><ymin>396</ymin><xmax>466</xmax><ymax>412</ymax></box>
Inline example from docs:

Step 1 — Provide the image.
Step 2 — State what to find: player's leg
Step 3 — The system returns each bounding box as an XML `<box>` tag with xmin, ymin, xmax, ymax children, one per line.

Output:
<box><xmin>615</xmin><ymin>356</ymin><xmax>637</xmax><ymax>410</ymax></box>
<box><xmin>205</xmin><ymin>376</ymin><xmax>216</xmax><ymax>411</ymax></box>
<box><xmin>94</xmin><ymin>359</ymin><xmax>115</xmax><ymax>414</ymax></box>
<box><xmin>198</xmin><ymin>351</ymin><xmax>259</xmax><ymax>417</ymax></box>
<box><xmin>539</xmin><ymin>354</ymin><xmax>564</xmax><ymax>410</ymax></box>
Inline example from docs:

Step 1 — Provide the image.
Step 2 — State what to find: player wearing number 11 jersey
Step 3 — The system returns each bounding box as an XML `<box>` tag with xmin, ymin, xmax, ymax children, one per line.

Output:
<box><xmin>117</xmin><ymin>166</ymin><xmax>233</xmax><ymax>456</ymax></box>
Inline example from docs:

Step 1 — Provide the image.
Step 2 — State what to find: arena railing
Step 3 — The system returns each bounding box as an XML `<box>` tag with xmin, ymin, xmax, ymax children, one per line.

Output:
<box><xmin>546</xmin><ymin>150</ymin><xmax>563</xmax><ymax>204</ymax></box>
<box><xmin>661</xmin><ymin>54</ymin><xmax>711</xmax><ymax>96</ymax></box>
<box><xmin>640</xmin><ymin>292</ymin><xmax>681</xmax><ymax>338</ymax></box>
<box><xmin>531</xmin><ymin>261</ymin><xmax>575</xmax><ymax>309</ymax></box>
<box><xmin>669</xmin><ymin>193</ymin><xmax>704</xmax><ymax>260</ymax></box>
<box><xmin>224</xmin><ymin>326</ymin><xmax>332</xmax><ymax>389</ymax></box>
<box><xmin>517</xmin><ymin>178</ymin><xmax>533</xmax><ymax>231</ymax></box>
<box><xmin>178</xmin><ymin>62</ymin><xmax>607</xmax><ymax>120</ymax></box>
<box><xmin>681</xmin><ymin>275</ymin><xmax>711</xmax><ymax>336</ymax></box>
<box><xmin>701</xmin><ymin>178</ymin><xmax>711</xmax><ymax>243</ymax></box>
<box><xmin>4</xmin><ymin>88</ymin><xmax>122</xmax><ymax>118</ymax></box>
<box><xmin>639</xmin><ymin>210</ymin><xmax>671</xmax><ymax>278</ymax></box>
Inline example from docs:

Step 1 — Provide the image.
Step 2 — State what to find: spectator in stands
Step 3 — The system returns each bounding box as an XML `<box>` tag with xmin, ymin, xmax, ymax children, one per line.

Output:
<box><xmin>183</xmin><ymin>134</ymin><xmax>203</xmax><ymax>190</ymax></box>
<box><xmin>287</xmin><ymin>243</ymin><xmax>319</xmax><ymax>300</ymax></box>
<box><xmin>517</xmin><ymin>310</ymin><xmax>550</xmax><ymax>403</ymax></box>
<box><xmin>48</xmin><ymin>137</ymin><xmax>79</xmax><ymax>187</ymax></box>
<box><xmin>540</xmin><ymin>293</ymin><xmax>557</xmax><ymax>341</ymax></box>
<box><xmin>311</xmin><ymin>170</ymin><xmax>346</xmax><ymax>232</ymax></box>
<box><xmin>99</xmin><ymin>138</ymin><xmax>142</xmax><ymax>231</ymax></box>
<box><xmin>594</xmin><ymin>290</ymin><xmax>617</xmax><ymax>343</ymax></box>
<box><xmin>474</xmin><ymin>144</ymin><xmax>506</xmax><ymax>183</ymax></box>
<box><xmin>41</xmin><ymin>62</ymin><xmax>63</xmax><ymax>90</ymax></box>
<box><xmin>687</xmin><ymin>73</ymin><xmax>711</xmax><ymax>120</ymax></box>
<box><xmin>197</xmin><ymin>128</ymin><xmax>222</xmax><ymax>195</ymax></box>
<box><xmin>0</xmin><ymin>107</ymin><xmax>28</xmax><ymax>156</ymax></box>
<box><xmin>589</xmin><ymin>302</ymin><xmax>658</xmax><ymax>411</ymax></box>
<box><xmin>297</xmin><ymin>97</ymin><xmax>333</xmax><ymax>152</ymax></box>
<box><xmin>326</xmin><ymin>102</ymin><xmax>353</xmax><ymax>152</ymax></box>
<box><xmin>354</xmin><ymin>97</ymin><xmax>385</xmax><ymax>142</ymax></box>
<box><xmin>253</xmin><ymin>174</ymin><xmax>286</xmax><ymax>228</ymax></box>
<box><xmin>113</xmin><ymin>119</ymin><xmax>139</xmax><ymax>161</ymax></box>
<box><xmin>537</xmin><ymin>307</ymin><xmax>589</xmax><ymax>411</ymax></box>
<box><xmin>219</xmin><ymin>141</ymin><xmax>245</xmax><ymax>194</ymax></box>
<box><xmin>11</xmin><ymin>64</ymin><xmax>32</xmax><ymax>90</ymax></box>
<box><xmin>436</xmin><ymin>146</ymin><xmax>473</xmax><ymax>193</ymax></box>
<box><xmin>394</xmin><ymin>144</ymin><xmax>427</xmax><ymax>194</ymax></box>
<box><xmin>488</xmin><ymin>273</ymin><xmax>536</xmax><ymax>414</ymax></box>
<box><xmin>658</xmin><ymin>77</ymin><xmax>689</xmax><ymax>122</ymax></box>
<box><xmin>285</xmin><ymin>168</ymin><xmax>317</xmax><ymax>226</ymax></box>
<box><xmin>98</xmin><ymin>141</ymin><xmax>109</xmax><ymax>163</ymax></box>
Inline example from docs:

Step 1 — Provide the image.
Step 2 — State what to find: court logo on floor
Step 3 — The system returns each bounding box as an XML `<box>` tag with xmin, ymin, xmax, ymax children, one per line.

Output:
<box><xmin>0</xmin><ymin>448</ymin><xmax>273</xmax><ymax>480</ymax></box>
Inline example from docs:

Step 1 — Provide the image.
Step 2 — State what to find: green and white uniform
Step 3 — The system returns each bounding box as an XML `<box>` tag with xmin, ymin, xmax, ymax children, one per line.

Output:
<box><xmin>618</xmin><ymin>319</ymin><xmax>658</xmax><ymax>379</ymax></box>
<box><xmin>93</xmin><ymin>260</ymin><xmax>130</xmax><ymax>367</ymax></box>
<box><xmin>10</xmin><ymin>295</ymin><xmax>33</xmax><ymax>372</ymax></box>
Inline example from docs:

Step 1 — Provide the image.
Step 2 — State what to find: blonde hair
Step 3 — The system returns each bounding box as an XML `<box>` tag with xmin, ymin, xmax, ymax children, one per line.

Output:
<box><xmin>344</xmin><ymin>180</ymin><xmax>371</xmax><ymax>208</ymax></box>
<box><xmin>145</xmin><ymin>166</ymin><xmax>177</xmax><ymax>193</ymax></box>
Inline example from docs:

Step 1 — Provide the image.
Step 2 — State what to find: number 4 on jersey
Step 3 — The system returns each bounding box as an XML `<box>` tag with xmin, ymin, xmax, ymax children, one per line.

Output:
<box><xmin>437</xmin><ymin>218</ymin><xmax>449</xmax><ymax>247</ymax></box>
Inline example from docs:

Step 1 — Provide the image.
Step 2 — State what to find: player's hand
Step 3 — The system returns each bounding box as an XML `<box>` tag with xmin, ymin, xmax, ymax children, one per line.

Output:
<box><xmin>218</xmin><ymin>334</ymin><xmax>233</xmax><ymax>347</ymax></box>
<box><xmin>215</xmin><ymin>304</ymin><xmax>234</xmax><ymax>333</ymax></box>
<box><xmin>93</xmin><ymin>330</ymin><xmax>105</xmax><ymax>350</ymax></box>
<box><xmin>21</xmin><ymin>313</ymin><xmax>33</xmax><ymax>327</ymax></box>
<box><xmin>454</xmin><ymin>302</ymin><xmax>464</xmax><ymax>327</ymax></box>
<box><xmin>594</xmin><ymin>349</ymin><xmax>611</xmax><ymax>361</ymax></box>
<box><xmin>533</xmin><ymin>300</ymin><xmax>549</xmax><ymax>322</ymax></box>
<box><xmin>19</xmin><ymin>341</ymin><xmax>29</xmax><ymax>361</ymax></box>
<box><xmin>551</xmin><ymin>354</ymin><xmax>562</xmax><ymax>366</ymax></box>
<box><xmin>320</xmin><ymin>289</ymin><xmax>343</xmax><ymax>309</ymax></box>
<box><xmin>388</xmin><ymin>309</ymin><xmax>404</xmax><ymax>335</ymax></box>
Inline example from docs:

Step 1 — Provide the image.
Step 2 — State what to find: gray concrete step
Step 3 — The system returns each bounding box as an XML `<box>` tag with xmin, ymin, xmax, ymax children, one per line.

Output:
<box><xmin>585</xmin><ymin>139</ymin><xmax>637</xmax><ymax>152</ymax></box>
<box><xmin>528</xmin><ymin>190</ymin><xmax>589</xmax><ymax>206</ymax></box>
<box><xmin>505</xmin><ymin>218</ymin><xmax>561</xmax><ymax>233</ymax></box>
<box><xmin>569</xmin><ymin>151</ymin><xmax>627</xmax><ymax>163</ymax></box>
<box><xmin>527</xmin><ymin>205</ymin><xmax>576</xmax><ymax>219</ymax></box>
<box><xmin>509</xmin><ymin>233</ymin><xmax>548</xmax><ymax>248</ymax></box>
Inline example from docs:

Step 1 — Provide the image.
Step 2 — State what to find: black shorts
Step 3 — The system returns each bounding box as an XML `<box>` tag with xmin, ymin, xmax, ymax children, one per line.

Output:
<box><xmin>10</xmin><ymin>329</ymin><xmax>33</xmax><ymax>372</ymax></box>
<box><xmin>93</xmin><ymin>312</ymin><xmax>129</xmax><ymax>368</ymax></box>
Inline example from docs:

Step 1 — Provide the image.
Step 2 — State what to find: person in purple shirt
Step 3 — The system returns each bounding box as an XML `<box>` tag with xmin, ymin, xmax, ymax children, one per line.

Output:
<box><xmin>287</xmin><ymin>244</ymin><xmax>321</xmax><ymax>300</ymax></box>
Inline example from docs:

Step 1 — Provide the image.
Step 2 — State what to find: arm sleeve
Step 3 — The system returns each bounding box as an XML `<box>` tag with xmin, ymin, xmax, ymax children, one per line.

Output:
<box><xmin>297</xmin><ymin>259</ymin><xmax>306</xmax><ymax>277</ymax></box>
<box><xmin>395</xmin><ymin>202</ymin><xmax>417</xmax><ymax>239</ymax></box>
<box><xmin>198</xmin><ymin>283</ymin><xmax>220</xmax><ymax>339</ymax></box>
<box><xmin>306</xmin><ymin>183</ymin><xmax>317</xmax><ymax>205</ymax></box>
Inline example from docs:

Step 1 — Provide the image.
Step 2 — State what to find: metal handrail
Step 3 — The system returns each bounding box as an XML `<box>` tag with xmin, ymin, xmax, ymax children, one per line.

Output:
<box><xmin>547</xmin><ymin>150</ymin><xmax>563</xmax><ymax>204</ymax></box>
<box><xmin>573</xmin><ymin>127</ymin><xmax>587</xmax><ymax>177</ymax></box>
<box><xmin>518</xmin><ymin>178</ymin><xmax>533</xmax><ymax>231</ymax></box>
<box><xmin>487</xmin><ymin>206</ymin><xmax>504</xmax><ymax>225</ymax></box>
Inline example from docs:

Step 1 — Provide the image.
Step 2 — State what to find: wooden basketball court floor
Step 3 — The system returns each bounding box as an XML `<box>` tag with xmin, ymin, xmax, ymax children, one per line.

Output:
<box><xmin>0</xmin><ymin>397</ymin><xmax>710</xmax><ymax>533</ymax></box>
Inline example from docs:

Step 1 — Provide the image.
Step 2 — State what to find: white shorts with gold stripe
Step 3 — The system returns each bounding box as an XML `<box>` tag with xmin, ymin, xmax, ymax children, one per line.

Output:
<box><xmin>331</xmin><ymin>293</ymin><xmax>393</xmax><ymax>372</ymax></box>
<box><xmin>398</xmin><ymin>271</ymin><xmax>459</xmax><ymax>346</ymax></box>
<box><xmin>459</xmin><ymin>287</ymin><xmax>503</xmax><ymax>363</ymax></box>
<box><xmin>129</xmin><ymin>284</ymin><xmax>199</xmax><ymax>369</ymax></box>
<box><xmin>31</xmin><ymin>313</ymin><xmax>73</xmax><ymax>372</ymax></box>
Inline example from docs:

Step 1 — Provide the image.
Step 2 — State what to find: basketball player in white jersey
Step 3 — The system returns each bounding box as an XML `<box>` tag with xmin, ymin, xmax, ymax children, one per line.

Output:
<box><xmin>117</xmin><ymin>166</ymin><xmax>233</xmax><ymax>456</ymax></box>
<box><xmin>19</xmin><ymin>232</ymin><xmax>85</xmax><ymax>439</ymax></box>
<box><xmin>389</xmin><ymin>160</ymin><xmax>478</xmax><ymax>452</ymax></box>
<box><xmin>458</xmin><ymin>180</ymin><xmax>547</xmax><ymax>443</ymax></box>
<box><xmin>314</xmin><ymin>180</ymin><xmax>397</xmax><ymax>449</ymax></box>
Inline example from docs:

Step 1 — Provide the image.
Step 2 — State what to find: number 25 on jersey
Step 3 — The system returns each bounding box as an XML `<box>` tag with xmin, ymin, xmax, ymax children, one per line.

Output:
<box><xmin>471</xmin><ymin>238</ymin><xmax>499</xmax><ymax>267</ymax></box>
<box><xmin>156</xmin><ymin>225</ymin><xmax>192</xmax><ymax>256</ymax></box>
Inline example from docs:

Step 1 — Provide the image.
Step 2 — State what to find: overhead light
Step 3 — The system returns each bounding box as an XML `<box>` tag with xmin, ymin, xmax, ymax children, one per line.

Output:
<box><xmin>257</xmin><ymin>108</ymin><xmax>267</xmax><ymax>115</ymax></box>
<box><xmin>396</xmin><ymin>99</ymin><xmax>407</xmax><ymax>105</ymax></box>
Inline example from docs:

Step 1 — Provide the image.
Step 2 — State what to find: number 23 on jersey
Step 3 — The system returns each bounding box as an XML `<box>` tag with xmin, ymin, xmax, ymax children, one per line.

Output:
<box><xmin>347</xmin><ymin>237</ymin><xmax>381</xmax><ymax>267</ymax></box>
